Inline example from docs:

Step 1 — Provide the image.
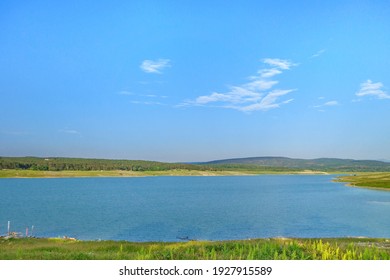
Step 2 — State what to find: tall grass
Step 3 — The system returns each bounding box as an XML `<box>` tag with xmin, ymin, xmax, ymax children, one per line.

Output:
<box><xmin>1</xmin><ymin>237</ymin><xmax>389</xmax><ymax>260</ymax></box>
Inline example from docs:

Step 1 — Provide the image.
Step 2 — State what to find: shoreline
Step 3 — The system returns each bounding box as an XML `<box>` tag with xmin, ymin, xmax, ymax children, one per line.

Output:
<box><xmin>334</xmin><ymin>172</ymin><xmax>390</xmax><ymax>191</ymax></box>
<box><xmin>2</xmin><ymin>169</ymin><xmax>388</xmax><ymax>192</ymax></box>
<box><xmin>342</xmin><ymin>182</ymin><xmax>390</xmax><ymax>192</ymax></box>
<box><xmin>0</xmin><ymin>169</ymin><xmax>330</xmax><ymax>179</ymax></box>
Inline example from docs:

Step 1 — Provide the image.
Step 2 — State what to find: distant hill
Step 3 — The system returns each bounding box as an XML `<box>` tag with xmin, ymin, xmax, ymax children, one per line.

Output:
<box><xmin>202</xmin><ymin>156</ymin><xmax>390</xmax><ymax>172</ymax></box>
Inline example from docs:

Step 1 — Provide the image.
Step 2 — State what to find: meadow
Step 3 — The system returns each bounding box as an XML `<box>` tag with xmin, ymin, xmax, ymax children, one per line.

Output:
<box><xmin>1</xmin><ymin>237</ymin><xmax>389</xmax><ymax>260</ymax></box>
<box><xmin>335</xmin><ymin>172</ymin><xmax>390</xmax><ymax>190</ymax></box>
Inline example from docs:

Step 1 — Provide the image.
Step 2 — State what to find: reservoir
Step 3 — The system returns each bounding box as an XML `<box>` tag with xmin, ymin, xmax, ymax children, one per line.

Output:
<box><xmin>0</xmin><ymin>175</ymin><xmax>389</xmax><ymax>241</ymax></box>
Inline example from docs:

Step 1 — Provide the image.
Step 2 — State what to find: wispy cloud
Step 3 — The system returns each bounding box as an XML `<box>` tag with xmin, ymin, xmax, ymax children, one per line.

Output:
<box><xmin>140</xmin><ymin>59</ymin><xmax>171</xmax><ymax>74</ymax></box>
<box><xmin>262</xmin><ymin>58</ymin><xmax>297</xmax><ymax>70</ymax></box>
<box><xmin>118</xmin><ymin>90</ymin><xmax>134</xmax><ymax>96</ymax></box>
<box><xmin>314</xmin><ymin>100</ymin><xmax>339</xmax><ymax>108</ymax></box>
<box><xmin>356</xmin><ymin>79</ymin><xmax>390</xmax><ymax>99</ymax></box>
<box><xmin>180</xmin><ymin>58</ymin><xmax>297</xmax><ymax>112</ymax></box>
<box><xmin>130</xmin><ymin>100</ymin><xmax>166</xmax><ymax>106</ymax></box>
<box><xmin>118</xmin><ymin>90</ymin><xmax>168</xmax><ymax>106</ymax></box>
<box><xmin>310</xmin><ymin>49</ymin><xmax>326</xmax><ymax>58</ymax></box>
<box><xmin>59</xmin><ymin>129</ymin><xmax>80</xmax><ymax>135</ymax></box>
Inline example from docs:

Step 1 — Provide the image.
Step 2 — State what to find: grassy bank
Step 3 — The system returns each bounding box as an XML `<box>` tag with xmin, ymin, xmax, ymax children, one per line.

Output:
<box><xmin>336</xmin><ymin>172</ymin><xmax>390</xmax><ymax>190</ymax></box>
<box><xmin>1</xmin><ymin>237</ymin><xmax>389</xmax><ymax>260</ymax></box>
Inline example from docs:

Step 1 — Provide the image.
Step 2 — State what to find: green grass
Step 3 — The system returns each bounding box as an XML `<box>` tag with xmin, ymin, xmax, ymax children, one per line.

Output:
<box><xmin>1</xmin><ymin>237</ymin><xmax>389</xmax><ymax>260</ymax></box>
<box><xmin>336</xmin><ymin>172</ymin><xmax>390</xmax><ymax>190</ymax></box>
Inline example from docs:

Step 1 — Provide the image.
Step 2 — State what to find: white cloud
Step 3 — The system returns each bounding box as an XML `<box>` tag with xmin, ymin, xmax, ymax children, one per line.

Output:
<box><xmin>140</xmin><ymin>59</ymin><xmax>171</xmax><ymax>74</ymax></box>
<box><xmin>356</xmin><ymin>80</ymin><xmax>390</xmax><ymax>99</ymax></box>
<box><xmin>246</xmin><ymin>79</ymin><xmax>278</xmax><ymax>91</ymax></box>
<box><xmin>323</xmin><ymin>101</ymin><xmax>339</xmax><ymax>106</ymax></box>
<box><xmin>310</xmin><ymin>49</ymin><xmax>326</xmax><ymax>58</ymax></box>
<box><xmin>181</xmin><ymin>58</ymin><xmax>297</xmax><ymax>112</ymax></box>
<box><xmin>263</xmin><ymin>58</ymin><xmax>297</xmax><ymax>70</ymax></box>
<box><xmin>314</xmin><ymin>100</ymin><xmax>339</xmax><ymax>108</ymax></box>
<box><xmin>258</xmin><ymin>68</ymin><xmax>282</xmax><ymax>78</ymax></box>
<box><xmin>235</xmin><ymin>89</ymin><xmax>296</xmax><ymax>112</ymax></box>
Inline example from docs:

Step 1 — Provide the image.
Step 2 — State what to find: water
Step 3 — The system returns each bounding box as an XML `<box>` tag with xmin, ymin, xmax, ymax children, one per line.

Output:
<box><xmin>0</xmin><ymin>175</ymin><xmax>389</xmax><ymax>241</ymax></box>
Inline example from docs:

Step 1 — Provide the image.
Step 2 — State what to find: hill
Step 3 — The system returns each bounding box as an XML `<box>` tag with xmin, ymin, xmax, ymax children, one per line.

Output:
<box><xmin>202</xmin><ymin>156</ymin><xmax>390</xmax><ymax>172</ymax></box>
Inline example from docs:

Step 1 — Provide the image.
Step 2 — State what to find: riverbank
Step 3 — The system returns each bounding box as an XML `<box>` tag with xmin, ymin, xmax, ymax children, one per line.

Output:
<box><xmin>335</xmin><ymin>172</ymin><xmax>390</xmax><ymax>191</ymax></box>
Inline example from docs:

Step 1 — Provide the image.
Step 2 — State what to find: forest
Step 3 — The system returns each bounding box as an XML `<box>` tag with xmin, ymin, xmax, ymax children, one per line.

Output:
<box><xmin>0</xmin><ymin>157</ymin><xmax>215</xmax><ymax>172</ymax></box>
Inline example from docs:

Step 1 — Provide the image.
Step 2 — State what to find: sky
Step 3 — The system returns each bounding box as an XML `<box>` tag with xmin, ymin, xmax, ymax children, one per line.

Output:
<box><xmin>1</xmin><ymin>0</ymin><xmax>390</xmax><ymax>162</ymax></box>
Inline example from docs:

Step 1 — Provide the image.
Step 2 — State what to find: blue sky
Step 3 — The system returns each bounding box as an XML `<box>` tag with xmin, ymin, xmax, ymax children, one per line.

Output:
<box><xmin>1</xmin><ymin>0</ymin><xmax>389</xmax><ymax>162</ymax></box>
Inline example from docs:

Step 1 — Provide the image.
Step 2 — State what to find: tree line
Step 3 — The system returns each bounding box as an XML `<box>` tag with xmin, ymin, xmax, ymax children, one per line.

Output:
<box><xmin>0</xmin><ymin>157</ymin><xmax>216</xmax><ymax>172</ymax></box>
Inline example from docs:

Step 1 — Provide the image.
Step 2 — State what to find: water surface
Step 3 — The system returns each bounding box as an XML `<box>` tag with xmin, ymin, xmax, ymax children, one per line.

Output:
<box><xmin>0</xmin><ymin>175</ymin><xmax>389</xmax><ymax>241</ymax></box>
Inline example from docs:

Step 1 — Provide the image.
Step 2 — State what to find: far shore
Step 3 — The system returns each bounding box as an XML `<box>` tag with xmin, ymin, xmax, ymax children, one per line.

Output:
<box><xmin>0</xmin><ymin>169</ymin><xmax>330</xmax><ymax>178</ymax></box>
<box><xmin>3</xmin><ymin>169</ymin><xmax>390</xmax><ymax>191</ymax></box>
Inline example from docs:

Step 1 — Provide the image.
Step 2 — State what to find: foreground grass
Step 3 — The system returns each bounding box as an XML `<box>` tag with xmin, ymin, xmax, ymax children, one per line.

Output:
<box><xmin>1</xmin><ymin>237</ymin><xmax>389</xmax><ymax>260</ymax></box>
<box><xmin>336</xmin><ymin>172</ymin><xmax>390</xmax><ymax>190</ymax></box>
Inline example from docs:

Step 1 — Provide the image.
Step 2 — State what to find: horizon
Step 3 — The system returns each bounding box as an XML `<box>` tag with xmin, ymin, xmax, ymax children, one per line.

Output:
<box><xmin>1</xmin><ymin>1</ymin><xmax>390</xmax><ymax>162</ymax></box>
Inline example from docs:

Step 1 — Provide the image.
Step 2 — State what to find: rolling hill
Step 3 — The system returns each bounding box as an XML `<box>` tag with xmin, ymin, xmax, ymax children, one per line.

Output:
<box><xmin>202</xmin><ymin>156</ymin><xmax>390</xmax><ymax>172</ymax></box>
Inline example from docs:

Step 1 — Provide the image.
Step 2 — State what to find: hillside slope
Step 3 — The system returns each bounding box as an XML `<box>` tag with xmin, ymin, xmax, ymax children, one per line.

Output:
<box><xmin>203</xmin><ymin>156</ymin><xmax>390</xmax><ymax>172</ymax></box>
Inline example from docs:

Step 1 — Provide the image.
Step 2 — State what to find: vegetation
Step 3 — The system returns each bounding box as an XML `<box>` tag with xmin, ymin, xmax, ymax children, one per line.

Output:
<box><xmin>0</xmin><ymin>157</ymin><xmax>217</xmax><ymax>172</ymax></box>
<box><xmin>205</xmin><ymin>157</ymin><xmax>390</xmax><ymax>172</ymax></box>
<box><xmin>0</xmin><ymin>156</ymin><xmax>327</xmax><ymax>178</ymax></box>
<box><xmin>200</xmin><ymin>163</ymin><xmax>301</xmax><ymax>173</ymax></box>
<box><xmin>336</xmin><ymin>172</ymin><xmax>390</xmax><ymax>190</ymax></box>
<box><xmin>0</xmin><ymin>237</ymin><xmax>389</xmax><ymax>260</ymax></box>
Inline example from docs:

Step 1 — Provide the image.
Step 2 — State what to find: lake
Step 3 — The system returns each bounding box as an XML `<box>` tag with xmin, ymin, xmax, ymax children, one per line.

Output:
<box><xmin>0</xmin><ymin>175</ymin><xmax>390</xmax><ymax>241</ymax></box>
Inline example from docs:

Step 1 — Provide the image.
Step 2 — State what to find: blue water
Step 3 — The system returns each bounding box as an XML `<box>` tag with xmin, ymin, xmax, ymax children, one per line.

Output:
<box><xmin>0</xmin><ymin>175</ymin><xmax>389</xmax><ymax>241</ymax></box>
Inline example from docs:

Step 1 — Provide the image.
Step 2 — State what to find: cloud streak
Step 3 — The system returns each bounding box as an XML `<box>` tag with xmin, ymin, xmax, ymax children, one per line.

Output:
<box><xmin>140</xmin><ymin>59</ymin><xmax>171</xmax><ymax>74</ymax></box>
<box><xmin>310</xmin><ymin>49</ymin><xmax>326</xmax><ymax>58</ymax></box>
<box><xmin>118</xmin><ymin>90</ymin><xmax>168</xmax><ymax>106</ymax></box>
<box><xmin>59</xmin><ymin>129</ymin><xmax>80</xmax><ymax>135</ymax></box>
<box><xmin>356</xmin><ymin>80</ymin><xmax>389</xmax><ymax>99</ymax></box>
<box><xmin>314</xmin><ymin>100</ymin><xmax>339</xmax><ymax>108</ymax></box>
<box><xmin>180</xmin><ymin>58</ymin><xmax>297</xmax><ymax>112</ymax></box>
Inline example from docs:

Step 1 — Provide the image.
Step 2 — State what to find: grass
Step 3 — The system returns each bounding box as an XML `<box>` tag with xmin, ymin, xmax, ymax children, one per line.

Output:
<box><xmin>336</xmin><ymin>172</ymin><xmax>390</xmax><ymax>190</ymax></box>
<box><xmin>1</xmin><ymin>237</ymin><xmax>389</xmax><ymax>260</ymax></box>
